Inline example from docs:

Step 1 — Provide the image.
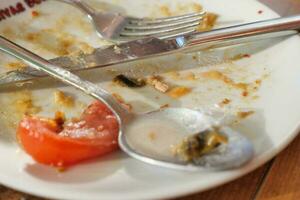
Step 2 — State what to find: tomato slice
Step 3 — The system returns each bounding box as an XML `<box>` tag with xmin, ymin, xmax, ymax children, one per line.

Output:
<box><xmin>17</xmin><ymin>101</ymin><xmax>119</xmax><ymax>167</ymax></box>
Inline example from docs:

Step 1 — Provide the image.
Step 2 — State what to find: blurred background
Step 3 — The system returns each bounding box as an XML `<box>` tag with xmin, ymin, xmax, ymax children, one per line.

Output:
<box><xmin>261</xmin><ymin>0</ymin><xmax>300</xmax><ymax>16</ymax></box>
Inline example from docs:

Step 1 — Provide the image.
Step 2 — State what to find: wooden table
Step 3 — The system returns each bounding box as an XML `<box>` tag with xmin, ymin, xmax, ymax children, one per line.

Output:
<box><xmin>1</xmin><ymin>134</ymin><xmax>299</xmax><ymax>200</ymax></box>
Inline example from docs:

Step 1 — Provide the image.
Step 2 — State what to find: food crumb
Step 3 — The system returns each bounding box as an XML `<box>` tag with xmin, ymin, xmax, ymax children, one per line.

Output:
<box><xmin>242</xmin><ymin>91</ymin><xmax>249</xmax><ymax>97</ymax></box>
<box><xmin>197</xmin><ymin>13</ymin><xmax>218</xmax><ymax>32</ymax></box>
<box><xmin>112</xmin><ymin>93</ymin><xmax>132</xmax><ymax>111</ymax></box>
<box><xmin>160</xmin><ymin>104</ymin><xmax>169</xmax><ymax>109</ymax></box>
<box><xmin>148</xmin><ymin>132</ymin><xmax>157</xmax><ymax>141</ymax></box>
<box><xmin>220</xmin><ymin>98</ymin><xmax>231</xmax><ymax>106</ymax></box>
<box><xmin>258</xmin><ymin>10</ymin><xmax>263</xmax><ymax>14</ymax></box>
<box><xmin>31</xmin><ymin>10</ymin><xmax>40</xmax><ymax>17</ymax></box>
<box><xmin>14</xmin><ymin>90</ymin><xmax>41</xmax><ymax>115</ymax></box>
<box><xmin>231</xmin><ymin>53</ymin><xmax>251</xmax><ymax>61</ymax></box>
<box><xmin>237</xmin><ymin>111</ymin><xmax>255</xmax><ymax>119</ymax></box>
<box><xmin>54</xmin><ymin>111</ymin><xmax>66</xmax><ymax>128</ymax></box>
<box><xmin>255</xmin><ymin>79</ymin><xmax>262</xmax><ymax>86</ymax></box>
<box><xmin>192</xmin><ymin>3</ymin><xmax>203</xmax><ymax>12</ymax></box>
<box><xmin>113</xmin><ymin>45</ymin><xmax>121</xmax><ymax>54</ymax></box>
<box><xmin>168</xmin><ymin>86</ymin><xmax>191</xmax><ymax>99</ymax></box>
<box><xmin>54</xmin><ymin>90</ymin><xmax>75</xmax><ymax>108</ymax></box>
<box><xmin>173</xmin><ymin>129</ymin><xmax>228</xmax><ymax>162</ymax></box>
<box><xmin>56</xmin><ymin>167</ymin><xmax>66</xmax><ymax>173</ymax></box>
<box><xmin>5</xmin><ymin>61</ymin><xmax>26</xmax><ymax>69</ymax></box>
<box><xmin>160</xmin><ymin>5</ymin><xmax>172</xmax><ymax>16</ymax></box>
<box><xmin>147</xmin><ymin>76</ymin><xmax>169</xmax><ymax>93</ymax></box>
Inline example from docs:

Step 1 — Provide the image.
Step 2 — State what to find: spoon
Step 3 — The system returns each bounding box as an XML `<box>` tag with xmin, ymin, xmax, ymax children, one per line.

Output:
<box><xmin>0</xmin><ymin>36</ymin><xmax>254</xmax><ymax>171</ymax></box>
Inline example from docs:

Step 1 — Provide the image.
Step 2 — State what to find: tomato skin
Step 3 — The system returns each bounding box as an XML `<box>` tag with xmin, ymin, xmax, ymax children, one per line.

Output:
<box><xmin>17</xmin><ymin>101</ymin><xmax>119</xmax><ymax>167</ymax></box>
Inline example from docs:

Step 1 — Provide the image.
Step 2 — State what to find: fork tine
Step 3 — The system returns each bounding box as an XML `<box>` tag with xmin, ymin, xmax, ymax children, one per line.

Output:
<box><xmin>128</xmin><ymin>11</ymin><xmax>205</xmax><ymax>25</ymax></box>
<box><xmin>155</xmin><ymin>28</ymin><xmax>196</xmax><ymax>40</ymax></box>
<box><xmin>120</xmin><ymin>22</ymin><xmax>200</xmax><ymax>37</ymax></box>
<box><xmin>125</xmin><ymin>16</ymin><xmax>204</xmax><ymax>30</ymax></box>
<box><xmin>119</xmin><ymin>27</ymin><xmax>196</xmax><ymax>40</ymax></box>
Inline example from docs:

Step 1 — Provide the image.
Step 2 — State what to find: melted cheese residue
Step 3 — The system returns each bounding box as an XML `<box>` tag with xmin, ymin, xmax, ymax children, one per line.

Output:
<box><xmin>14</xmin><ymin>90</ymin><xmax>41</xmax><ymax>115</ymax></box>
<box><xmin>167</xmin><ymin>86</ymin><xmax>192</xmax><ymax>99</ymax></box>
<box><xmin>201</xmin><ymin>71</ymin><xmax>249</xmax><ymax>91</ymax></box>
<box><xmin>5</xmin><ymin>61</ymin><xmax>26</xmax><ymax>70</ymax></box>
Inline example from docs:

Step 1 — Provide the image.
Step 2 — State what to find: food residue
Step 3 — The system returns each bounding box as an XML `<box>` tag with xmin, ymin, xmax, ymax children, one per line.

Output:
<box><xmin>113</xmin><ymin>45</ymin><xmax>122</xmax><ymax>54</ymax></box>
<box><xmin>159</xmin><ymin>3</ymin><xmax>203</xmax><ymax>17</ymax></box>
<box><xmin>173</xmin><ymin>129</ymin><xmax>228</xmax><ymax>163</ymax></box>
<box><xmin>220</xmin><ymin>98</ymin><xmax>231</xmax><ymax>106</ymax></box>
<box><xmin>201</xmin><ymin>70</ymin><xmax>249</xmax><ymax>91</ymax></box>
<box><xmin>112</xmin><ymin>93</ymin><xmax>132</xmax><ymax>111</ymax></box>
<box><xmin>242</xmin><ymin>91</ymin><xmax>249</xmax><ymax>97</ymax></box>
<box><xmin>14</xmin><ymin>90</ymin><xmax>41</xmax><ymax>115</ymax></box>
<box><xmin>191</xmin><ymin>3</ymin><xmax>203</xmax><ymax>12</ymax></box>
<box><xmin>54</xmin><ymin>111</ymin><xmax>66</xmax><ymax>128</ymax></box>
<box><xmin>54</xmin><ymin>90</ymin><xmax>75</xmax><ymax>108</ymax></box>
<box><xmin>160</xmin><ymin>104</ymin><xmax>170</xmax><ymax>109</ymax></box>
<box><xmin>231</xmin><ymin>53</ymin><xmax>251</xmax><ymax>61</ymax></box>
<box><xmin>147</xmin><ymin>75</ymin><xmax>169</xmax><ymax>93</ymax></box>
<box><xmin>237</xmin><ymin>111</ymin><xmax>255</xmax><ymax>119</ymax></box>
<box><xmin>148</xmin><ymin>132</ymin><xmax>157</xmax><ymax>141</ymax></box>
<box><xmin>197</xmin><ymin>13</ymin><xmax>218</xmax><ymax>32</ymax></box>
<box><xmin>159</xmin><ymin>5</ymin><xmax>172</xmax><ymax>16</ymax></box>
<box><xmin>255</xmin><ymin>79</ymin><xmax>262</xmax><ymax>86</ymax></box>
<box><xmin>22</xmin><ymin>29</ymin><xmax>94</xmax><ymax>56</ymax></box>
<box><xmin>167</xmin><ymin>71</ymin><xmax>197</xmax><ymax>81</ymax></box>
<box><xmin>113</xmin><ymin>74</ymin><xmax>146</xmax><ymax>88</ymax></box>
<box><xmin>5</xmin><ymin>61</ymin><xmax>26</xmax><ymax>70</ymax></box>
<box><xmin>167</xmin><ymin>86</ymin><xmax>192</xmax><ymax>99</ymax></box>
<box><xmin>31</xmin><ymin>10</ymin><xmax>40</xmax><ymax>18</ymax></box>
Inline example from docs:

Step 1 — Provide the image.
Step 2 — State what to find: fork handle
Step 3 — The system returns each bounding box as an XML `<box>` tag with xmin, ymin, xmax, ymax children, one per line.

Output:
<box><xmin>186</xmin><ymin>15</ymin><xmax>300</xmax><ymax>48</ymax></box>
<box><xmin>54</xmin><ymin>0</ymin><xmax>95</xmax><ymax>16</ymax></box>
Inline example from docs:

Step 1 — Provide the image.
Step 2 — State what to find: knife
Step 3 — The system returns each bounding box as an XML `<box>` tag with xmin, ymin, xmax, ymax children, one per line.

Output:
<box><xmin>1</xmin><ymin>15</ymin><xmax>300</xmax><ymax>86</ymax></box>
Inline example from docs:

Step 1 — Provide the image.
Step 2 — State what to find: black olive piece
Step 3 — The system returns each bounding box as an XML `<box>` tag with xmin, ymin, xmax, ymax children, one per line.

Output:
<box><xmin>113</xmin><ymin>74</ymin><xmax>146</xmax><ymax>88</ymax></box>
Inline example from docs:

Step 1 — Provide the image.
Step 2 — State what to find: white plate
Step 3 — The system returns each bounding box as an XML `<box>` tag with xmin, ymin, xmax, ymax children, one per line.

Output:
<box><xmin>0</xmin><ymin>0</ymin><xmax>299</xmax><ymax>200</ymax></box>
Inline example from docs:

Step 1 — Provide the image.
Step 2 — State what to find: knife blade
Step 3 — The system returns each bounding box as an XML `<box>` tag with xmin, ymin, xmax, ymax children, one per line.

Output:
<box><xmin>1</xmin><ymin>15</ymin><xmax>299</xmax><ymax>86</ymax></box>
<box><xmin>0</xmin><ymin>37</ymin><xmax>185</xmax><ymax>85</ymax></box>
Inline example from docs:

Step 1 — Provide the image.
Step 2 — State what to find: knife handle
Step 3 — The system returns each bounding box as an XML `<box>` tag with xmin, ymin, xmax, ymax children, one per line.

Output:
<box><xmin>186</xmin><ymin>15</ymin><xmax>300</xmax><ymax>48</ymax></box>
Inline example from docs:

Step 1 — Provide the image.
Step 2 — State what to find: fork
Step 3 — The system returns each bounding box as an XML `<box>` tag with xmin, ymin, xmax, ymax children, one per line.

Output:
<box><xmin>55</xmin><ymin>0</ymin><xmax>206</xmax><ymax>41</ymax></box>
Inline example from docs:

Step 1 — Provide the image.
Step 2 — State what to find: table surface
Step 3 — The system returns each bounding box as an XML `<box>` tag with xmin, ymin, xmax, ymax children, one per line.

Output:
<box><xmin>1</xmin><ymin>0</ymin><xmax>300</xmax><ymax>199</ymax></box>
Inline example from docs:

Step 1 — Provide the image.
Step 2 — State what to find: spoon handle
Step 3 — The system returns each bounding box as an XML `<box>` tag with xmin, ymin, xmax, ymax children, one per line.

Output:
<box><xmin>0</xmin><ymin>36</ymin><xmax>128</xmax><ymax>118</ymax></box>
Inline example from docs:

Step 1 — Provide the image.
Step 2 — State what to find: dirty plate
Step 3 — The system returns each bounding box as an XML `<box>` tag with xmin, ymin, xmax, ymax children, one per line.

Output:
<box><xmin>0</xmin><ymin>0</ymin><xmax>300</xmax><ymax>200</ymax></box>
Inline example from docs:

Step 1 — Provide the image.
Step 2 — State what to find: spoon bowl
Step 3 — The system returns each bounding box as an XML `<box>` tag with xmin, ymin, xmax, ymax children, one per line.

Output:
<box><xmin>120</xmin><ymin>108</ymin><xmax>254</xmax><ymax>171</ymax></box>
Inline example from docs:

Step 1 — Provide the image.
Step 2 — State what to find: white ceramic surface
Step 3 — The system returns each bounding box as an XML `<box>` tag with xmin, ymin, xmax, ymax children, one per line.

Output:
<box><xmin>0</xmin><ymin>0</ymin><xmax>299</xmax><ymax>199</ymax></box>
